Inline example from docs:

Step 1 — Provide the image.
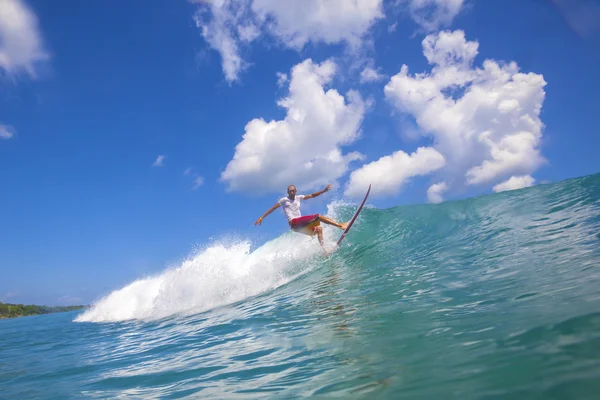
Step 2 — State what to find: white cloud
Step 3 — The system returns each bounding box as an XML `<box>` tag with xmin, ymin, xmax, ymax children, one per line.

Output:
<box><xmin>345</xmin><ymin>146</ymin><xmax>445</xmax><ymax>198</ymax></box>
<box><xmin>276</xmin><ymin>71</ymin><xmax>288</xmax><ymax>87</ymax></box>
<box><xmin>237</xmin><ymin>21</ymin><xmax>261</xmax><ymax>42</ymax></box>
<box><xmin>401</xmin><ymin>0</ymin><xmax>466</xmax><ymax>32</ymax></box>
<box><xmin>221</xmin><ymin>58</ymin><xmax>365</xmax><ymax>194</ymax></box>
<box><xmin>465</xmin><ymin>131</ymin><xmax>543</xmax><ymax>185</ymax></box>
<box><xmin>360</xmin><ymin>66</ymin><xmax>385</xmax><ymax>83</ymax></box>
<box><xmin>183</xmin><ymin>167</ymin><xmax>204</xmax><ymax>189</ymax></box>
<box><xmin>0</xmin><ymin>124</ymin><xmax>15</xmax><ymax>139</ymax></box>
<box><xmin>493</xmin><ymin>175</ymin><xmax>535</xmax><ymax>193</ymax></box>
<box><xmin>427</xmin><ymin>181</ymin><xmax>448</xmax><ymax>203</ymax></box>
<box><xmin>192</xmin><ymin>175</ymin><xmax>205</xmax><ymax>190</ymax></box>
<box><xmin>193</xmin><ymin>0</ymin><xmax>256</xmax><ymax>83</ymax></box>
<box><xmin>384</xmin><ymin>30</ymin><xmax>547</xmax><ymax>198</ymax></box>
<box><xmin>193</xmin><ymin>0</ymin><xmax>384</xmax><ymax>83</ymax></box>
<box><xmin>251</xmin><ymin>0</ymin><xmax>384</xmax><ymax>49</ymax></box>
<box><xmin>0</xmin><ymin>0</ymin><xmax>49</xmax><ymax>77</ymax></box>
<box><xmin>193</xmin><ymin>1</ymin><xmax>468</xmax><ymax>83</ymax></box>
<box><xmin>152</xmin><ymin>155</ymin><xmax>166</xmax><ymax>167</ymax></box>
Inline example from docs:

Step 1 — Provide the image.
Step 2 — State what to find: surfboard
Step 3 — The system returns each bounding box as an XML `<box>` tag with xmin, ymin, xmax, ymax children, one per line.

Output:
<box><xmin>336</xmin><ymin>184</ymin><xmax>371</xmax><ymax>246</ymax></box>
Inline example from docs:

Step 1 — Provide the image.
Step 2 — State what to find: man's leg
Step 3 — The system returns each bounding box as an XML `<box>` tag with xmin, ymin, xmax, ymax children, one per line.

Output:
<box><xmin>317</xmin><ymin>215</ymin><xmax>348</xmax><ymax>230</ymax></box>
<box><xmin>295</xmin><ymin>223</ymin><xmax>327</xmax><ymax>254</ymax></box>
<box><xmin>314</xmin><ymin>225</ymin><xmax>324</xmax><ymax>247</ymax></box>
<box><xmin>311</xmin><ymin>225</ymin><xmax>329</xmax><ymax>255</ymax></box>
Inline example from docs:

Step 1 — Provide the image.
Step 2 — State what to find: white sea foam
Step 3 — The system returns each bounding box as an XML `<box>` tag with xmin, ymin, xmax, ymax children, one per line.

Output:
<box><xmin>75</xmin><ymin>231</ymin><xmax>334</xmax><ymax>323</ymax></box>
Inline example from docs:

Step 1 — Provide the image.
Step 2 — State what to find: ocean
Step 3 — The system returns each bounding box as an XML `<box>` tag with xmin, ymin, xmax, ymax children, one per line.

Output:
<box><xmin>1</xmin><ymin>173</ymin><xmax>600</xmax><ymax>399</ymax></box>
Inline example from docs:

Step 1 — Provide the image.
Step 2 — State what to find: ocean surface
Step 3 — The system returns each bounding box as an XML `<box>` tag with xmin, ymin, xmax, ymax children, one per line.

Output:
<box><xmin>2</xmin><ymin>174</ymin><xmax>600</xmax><ymax>399</ymax></box>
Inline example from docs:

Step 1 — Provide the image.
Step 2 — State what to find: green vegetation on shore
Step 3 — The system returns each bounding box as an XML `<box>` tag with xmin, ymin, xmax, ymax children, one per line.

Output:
<box><xmin>0</xmin><ymin>301</ymin><xmax>86</xmax><ymax>319</ymax></box>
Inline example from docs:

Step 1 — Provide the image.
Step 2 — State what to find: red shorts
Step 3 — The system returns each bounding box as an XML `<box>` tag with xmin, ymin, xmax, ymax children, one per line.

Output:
<box><xmin>290</xmin><ymin>214</ymin><xmax>319</xmax><ymax>232</ymax></box>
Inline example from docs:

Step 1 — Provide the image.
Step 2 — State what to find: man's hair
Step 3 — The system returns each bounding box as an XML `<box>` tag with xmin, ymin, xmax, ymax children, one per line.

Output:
<box><xmin>287</xmin><ymin>185</ymin><xmax>296</xmax><ymax>192</ymax></box>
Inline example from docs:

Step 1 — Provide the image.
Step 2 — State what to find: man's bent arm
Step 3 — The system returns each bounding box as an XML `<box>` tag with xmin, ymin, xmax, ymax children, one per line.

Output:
<box><xmin>304</xmin><ymin>184</ymin><xmax>332</xmax><ymax>200</ymax></box>
<box><xmin>254</xmin><ymin>203</ymin><xmax>280</xmax><ymax>226</ymax></box>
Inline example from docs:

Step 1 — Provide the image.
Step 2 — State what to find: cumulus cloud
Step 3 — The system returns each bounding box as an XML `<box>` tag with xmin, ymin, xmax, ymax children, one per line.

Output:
<box><xmin>193</xmin><ymin>0</ymin><xmax>470</xmax><ymax>82</ymax></box>
<box><xmin>252</xmin><ymin>0</ymin><xmax>383</xmax><ymax>49</ymax></box>
<box><xmin>384</xmin><ymin>30</ymin><xmax>547</xmax><ymax>198</ymax></box>
<box><xmin>493</xmin><ymin>175</ymin><xmax>535</xmax><ymax>193</ymax></box>
<box><xmin>345</xmin><ymin>147</ymin><xmax>445</xmax><ymax>198</ymax></box>
<box><xmin>0</xmin><ymin>0</ymin><xmax>49</xmax><ymax>77</ymax></box>
<box><xmin>360</xmin><ymin>66</ymin><xmax>385</xmax><ymax>83</ymax></box>
<box><xmin>401</xmin><ymin>0</ymin><xmax>466</xmax><ymax>32</ymax></box>
<box><xmin>427</xmin><ymin>181</ymin><xmax>448</xmax><ymax>203</ymax></box>
<box><xmin>0</xmin><ymin>124</ymin><xmax>15</xmax><ymax>139</ymax></box>
<box><xmin>152</xmin><ymin>155</ymin><xmax>166</xmax><ymax>167</ymax></box>
<box><xmin>221</xmin><ymin>58</ymin><xmax>365</xmax><ymax>194</ymax></box>
<box><xmin>193</xmin><ymin>0</ymin><xmax>384</xmax><ymax>82</ymax></box>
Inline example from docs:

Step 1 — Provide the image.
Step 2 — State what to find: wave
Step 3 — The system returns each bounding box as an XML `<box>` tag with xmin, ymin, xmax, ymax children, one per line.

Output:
<box><xmin>76</xmin><ymin>173</ymin><xmax>600</xmax><ymax>325</ymax></box>
<box><xmin>75</xmin><ymin>232</ymin><xmax>334</xmax><ymax>322</ymax></box>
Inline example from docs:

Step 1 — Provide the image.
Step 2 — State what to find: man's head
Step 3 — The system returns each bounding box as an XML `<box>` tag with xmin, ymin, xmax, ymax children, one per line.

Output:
<box><xmin>287</xmin><ymin>185</ymin><xmax>296</xmax><ymax>198</ymax></box>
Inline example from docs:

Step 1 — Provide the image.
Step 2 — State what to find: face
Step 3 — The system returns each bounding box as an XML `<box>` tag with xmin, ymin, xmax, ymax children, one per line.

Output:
<box><xmin>287</xmin><ymin>186</ymin><xmax>296</xmax><ymax>197</ymax></box>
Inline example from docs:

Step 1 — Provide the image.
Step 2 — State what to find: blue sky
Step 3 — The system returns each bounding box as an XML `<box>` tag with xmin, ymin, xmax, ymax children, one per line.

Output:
<box><xmin>1</xmin><ymin>0</ymin><xmax>599</xmax><ymax>306</ymax></box>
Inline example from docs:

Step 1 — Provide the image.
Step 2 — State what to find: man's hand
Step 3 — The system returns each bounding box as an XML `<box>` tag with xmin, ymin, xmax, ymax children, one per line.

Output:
<box><xmin>306</xmin><ymin>184</ymin><xmax>333</xmax><ymax>200</ymax></box>
<box><xmin>254</xmin><ymin>217</ymin><xmax>263</xmax><ymax>226</ymax></box>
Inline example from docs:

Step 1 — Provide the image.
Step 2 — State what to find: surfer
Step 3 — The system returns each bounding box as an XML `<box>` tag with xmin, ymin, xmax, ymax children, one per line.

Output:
<box><xmin>254</xmin><ymin>184</ymin><xmax>348</xmax><ymax>250</ymax></box>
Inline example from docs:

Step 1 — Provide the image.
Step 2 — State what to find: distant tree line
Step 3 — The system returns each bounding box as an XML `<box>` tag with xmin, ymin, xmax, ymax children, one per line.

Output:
<box><xmin>0</xmin><ymin>301</ymin><xmax>86</xmax><ymax>319</ymax></box>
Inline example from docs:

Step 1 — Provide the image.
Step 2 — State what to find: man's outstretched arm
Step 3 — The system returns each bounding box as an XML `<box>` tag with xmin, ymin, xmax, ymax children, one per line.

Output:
<box><xmin>303</xmin><ymin>184</ymin><xmax>332</xmax><ymax>200</ymax></box>
<box><xmin>254</xmin><ymin>203</ymin><xmax>280</xmax><ymax>226</ymax></box>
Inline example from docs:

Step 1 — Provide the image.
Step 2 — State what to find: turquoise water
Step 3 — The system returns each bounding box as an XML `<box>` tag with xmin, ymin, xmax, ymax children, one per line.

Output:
<box><xmin>2</xmin><ymin>174</ymin><xmax>600</xmax><ymax>399</ymax></box>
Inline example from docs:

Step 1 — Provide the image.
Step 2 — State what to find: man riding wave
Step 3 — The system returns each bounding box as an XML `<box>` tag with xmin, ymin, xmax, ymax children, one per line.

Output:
<box><xmin>254</xmin><ymin>184</ymin><xmax>348</xmax><ymax>251</ymax></box>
